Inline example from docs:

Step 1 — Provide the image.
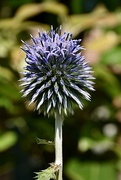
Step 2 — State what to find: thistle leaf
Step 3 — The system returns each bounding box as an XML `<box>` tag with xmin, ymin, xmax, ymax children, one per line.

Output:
<box><xmin>35</xmin><ymin>168</ymin><xmax>56</xmax><ymax>180</ymax></box>
<box><xmin>36</xmin><ymin>138</ymin><xmax>54</xmax><ymax>145</ymax></box>
<box><xmin>35</xmin><ymin>164</ymin><xmax>60</xmax><ymax>180</ymax></box>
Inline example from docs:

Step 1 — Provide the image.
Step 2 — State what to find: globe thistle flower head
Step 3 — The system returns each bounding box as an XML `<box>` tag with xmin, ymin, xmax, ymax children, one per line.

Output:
<box><xmin>20</xmin><ymin>26</ymin><xmax>94</xmax><ymax>116</ymax></box>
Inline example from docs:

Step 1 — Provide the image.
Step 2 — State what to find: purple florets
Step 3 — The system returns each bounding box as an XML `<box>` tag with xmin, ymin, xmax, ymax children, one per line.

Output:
<box><xmin>20</xmin><ymin>26</ymin><xmax>94</xmax><ymax>116</ymax></box>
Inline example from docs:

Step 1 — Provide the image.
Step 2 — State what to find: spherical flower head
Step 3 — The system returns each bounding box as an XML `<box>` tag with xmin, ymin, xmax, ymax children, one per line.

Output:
<box><xmin>20</xmin><ymin>26</ymin><xmax>94</xmax><ymax>116</ymax></box>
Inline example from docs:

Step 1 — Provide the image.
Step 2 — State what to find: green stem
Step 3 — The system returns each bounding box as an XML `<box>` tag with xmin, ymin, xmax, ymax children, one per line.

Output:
<box><xmin>55</xmin><ymin>112</ymin><xmax>64</xmax><ymax>180</ymax></box>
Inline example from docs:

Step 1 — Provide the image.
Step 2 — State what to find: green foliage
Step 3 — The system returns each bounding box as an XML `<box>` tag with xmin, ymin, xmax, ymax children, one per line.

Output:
<box><xmin>65</xmin><ymin>159</ymin><xmax>116</xmax><ymax>180</ymax></box>
<box><xmin>101</xmin><ymin>47</ymin><xmax>121</xmax><ymax>64</ymax></box>
<box><xmin>0</xmin><ymin>131</ymin><xmax>17</xmax><ymax>152</ymax></box>
<box><xmin>35</xmin><ymin>168</ymin><xmax>56</xmax><ymax>180</ymax></box>
<box><xmin>35</xmin><ymin>164</ymin><xmax>60</xmax><ymax>180</ymax></box>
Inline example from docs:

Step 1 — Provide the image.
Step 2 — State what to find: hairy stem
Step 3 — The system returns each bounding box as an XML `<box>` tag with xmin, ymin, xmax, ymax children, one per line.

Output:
<box><xmin>55</xmin><ymin>112</ymin><xmax>64</xmax><ymax>180</ymax></box>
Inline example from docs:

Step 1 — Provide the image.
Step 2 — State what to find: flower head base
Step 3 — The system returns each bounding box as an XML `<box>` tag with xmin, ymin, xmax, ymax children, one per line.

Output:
<box><xmin>20</xmin><ymin>26</ymin><xmax>94</xmax><ymax>116</ymax></box>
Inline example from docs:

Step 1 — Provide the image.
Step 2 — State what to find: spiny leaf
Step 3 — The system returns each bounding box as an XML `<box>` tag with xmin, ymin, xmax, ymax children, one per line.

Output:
<box><xmin>36</xmin><ymin>138</ymin><xmax>54</xmax><ymax>146</ymax></box>
<box><xmin>35</xmin><ymin>164</ymin><xmax>59</xmax><ymax>180</ymax></box>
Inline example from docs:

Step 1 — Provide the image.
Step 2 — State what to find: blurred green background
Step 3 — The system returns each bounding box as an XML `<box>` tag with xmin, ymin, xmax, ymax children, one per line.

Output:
<box><xmin>0</xmin><ymin>0</ymin><xmax>121</xmax><ymax>179</ymax></box>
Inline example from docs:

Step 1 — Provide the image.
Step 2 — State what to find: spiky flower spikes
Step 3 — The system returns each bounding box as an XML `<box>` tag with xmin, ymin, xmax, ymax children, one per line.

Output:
<box><xmin>20</xmin><ymin>26</ymin><xmax>94</xmax><ymax>116</ymax></box>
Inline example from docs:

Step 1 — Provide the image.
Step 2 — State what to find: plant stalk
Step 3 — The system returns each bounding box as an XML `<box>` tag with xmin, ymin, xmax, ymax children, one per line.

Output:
<box><xmin>55</xmin><ymin>112</ymin><xmax>64</xmax><ymax>180</ymax></box>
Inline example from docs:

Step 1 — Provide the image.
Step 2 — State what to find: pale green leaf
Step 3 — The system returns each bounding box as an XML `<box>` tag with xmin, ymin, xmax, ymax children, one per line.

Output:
<box><xmin>41</xmin><ymin>2</ymin><xmax>68</xmax><ymax>16</ymax></box>
<box><xmin>35</xmin><ymin>166</ymin><xmax>56</xmax><ymax>180</ymax></box>
<box><xmin>14</xmin><ymin>3</ymin><xmax>43</xmax><ymax>21</ymax></box>
<box><xmin>14</xmin><ymin>2</ymin><xmax>68</xmax><ymax>21</ymax></box>
<box><xmin>0</xmin><ymin>131</ymin><xmax>17</xmax><ymax>152</ymax></box>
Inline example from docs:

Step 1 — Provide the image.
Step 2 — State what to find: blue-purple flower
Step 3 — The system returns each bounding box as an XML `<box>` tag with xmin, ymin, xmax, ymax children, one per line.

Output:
<box><xmin>20</xmin><ymin>26</ymin><xmax>94</xmax><ymax>116</ymax></box>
